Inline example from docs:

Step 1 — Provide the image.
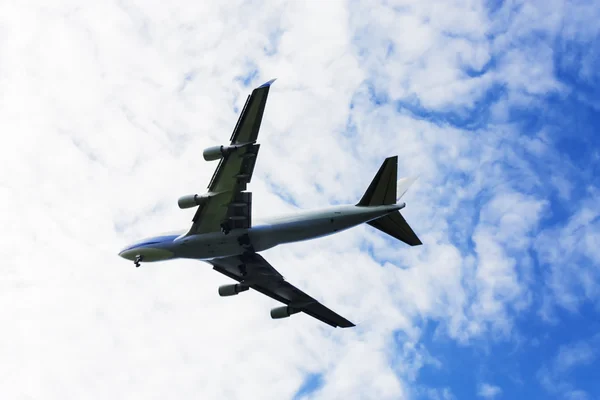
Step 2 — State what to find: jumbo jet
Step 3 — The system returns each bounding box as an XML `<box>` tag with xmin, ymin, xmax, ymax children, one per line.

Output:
<box><xmin>119</xmin><ymin>79</ymin><xmax>422</xmax><ymax>328</ymax></box>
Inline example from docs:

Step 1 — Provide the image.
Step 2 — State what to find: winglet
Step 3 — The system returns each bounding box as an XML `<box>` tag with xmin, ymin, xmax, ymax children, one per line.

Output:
<box><xmin>396</xmin><ymin>176</ymin><xmax>418</xmax><ymax>201</ymax></box>
<box><xmin>258</xmin><ymin>78</ymin><xmax>277</xmax><ymax>89</ymax></box>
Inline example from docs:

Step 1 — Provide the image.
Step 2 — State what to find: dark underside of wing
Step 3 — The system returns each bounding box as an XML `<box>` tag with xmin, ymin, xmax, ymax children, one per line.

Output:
<box><xmin>208</xmin><ymin>253</ymin><xmax>355</xmax><ymax>328</ymax></box>
<box><xmin>186</xmin><ymin>80</ymin><xmax>275</xmax><ymax>236</ymax></box>
<box><xmin>229</xmin><ymin>79</ymin><xmax>275</xmax><ymax>145</ymax></box>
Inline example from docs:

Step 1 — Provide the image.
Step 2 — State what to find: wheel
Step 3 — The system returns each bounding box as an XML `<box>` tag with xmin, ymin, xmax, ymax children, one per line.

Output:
<box><xmin>220</xmin><ymin>223</ymin><xmax>231</xmax><ymax>235</ymax></box>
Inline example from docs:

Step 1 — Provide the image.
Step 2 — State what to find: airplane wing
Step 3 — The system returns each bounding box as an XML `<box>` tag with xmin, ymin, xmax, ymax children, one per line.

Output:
<box><xmin>207</xmin><ymin>253</ymin><xmax>356</xmax><ymax>328</ymax></box>
<box><xmin>186</xmin><ymin>79</ymin><xmax>276</xmax><ymax>236</ymax></box>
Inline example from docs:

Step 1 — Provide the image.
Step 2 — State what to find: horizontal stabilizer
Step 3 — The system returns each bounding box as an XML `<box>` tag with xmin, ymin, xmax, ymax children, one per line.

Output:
<box><xmin>368</xmin><ymin>211</ymin><xmax>422</xmax><ymax>246</ymax></box>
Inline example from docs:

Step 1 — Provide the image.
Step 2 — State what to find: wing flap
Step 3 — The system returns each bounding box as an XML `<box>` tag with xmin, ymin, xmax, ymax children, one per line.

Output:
<box><xmin>207</xmin><ymin>144</ymin><xmax>260</xmax><ymax>193</ymax></box>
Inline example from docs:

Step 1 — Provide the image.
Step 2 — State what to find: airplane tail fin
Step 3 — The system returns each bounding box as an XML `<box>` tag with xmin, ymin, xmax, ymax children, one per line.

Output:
<box><xmin>357</xmin><ymin>156</ymin><xmax>422</xmax><ymax>246</ymax></box>
<box><xmin>357</xmin><ymin>156</ymin><xmax>398</xmax><ymax>206</ymax></box>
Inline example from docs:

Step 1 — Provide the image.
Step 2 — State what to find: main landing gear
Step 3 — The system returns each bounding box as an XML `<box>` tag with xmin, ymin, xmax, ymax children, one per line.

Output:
<box><xmin>220</xmin><ymin>222</ymin><xmax>231</xmax><ymax>235</ymax></box>
<box><xmin>134</xmin><ymin>255</ymin><xmax>143</xmax><ymax>268</ymax></box>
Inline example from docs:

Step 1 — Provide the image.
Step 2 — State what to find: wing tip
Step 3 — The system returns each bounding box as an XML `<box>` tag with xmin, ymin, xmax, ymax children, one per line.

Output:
<box><xmin>410</xmin><ymin>237</ymin><xmax>424</xmax><ymax>246</ymax></box>
<box><xmin>338</xmin><ymin>320</ymin><xmax>356</xmax><ymax>328</ymax></box>
<box><xmin>258</xmin><ymin>78</ymin><xmax>277</xmax><ymax>88</ymax></box>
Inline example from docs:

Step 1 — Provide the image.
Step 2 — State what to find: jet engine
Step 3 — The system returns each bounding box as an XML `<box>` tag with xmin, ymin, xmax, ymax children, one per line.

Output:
<box><xmin>177</xmin><ymin>194</ymin><xmax>205</xmax><ymax>209</ymax></box>
<box><xmin>218</xmin><ymin>284</ymin><xmax>249</xmax><ymax>297</ymax></box>
<box><xmin>203</xmin><ymin>145</ymin><xmax>236</xmax><ymax>161</ymax></box>
<box><xmin>270</xmin><ymin>306</ymin><xmax>301</xmax><ymax>319</ymax></box>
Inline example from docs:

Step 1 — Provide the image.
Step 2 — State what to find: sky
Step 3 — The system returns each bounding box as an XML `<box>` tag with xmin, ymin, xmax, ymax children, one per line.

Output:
<box><xmin>1</xmin><ymin>0</ymin><xmax>599</xmax><ymax>399</ymax></box>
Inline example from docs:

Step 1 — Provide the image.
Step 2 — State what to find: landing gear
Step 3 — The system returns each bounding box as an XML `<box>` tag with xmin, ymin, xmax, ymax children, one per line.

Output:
<box><xmin>220</xmin><ymin>222</ymin><xmax>231</xmax><ymax>235</ymax></box>
<box><xmin>134</xmin><ymin>255</ymin><xmax>143</xmax><ymax>268</ymax></box>
<box><xmin>237</xmin><ymin>233</ymin><xmax>254</xmax><ymax>252</ymax></box>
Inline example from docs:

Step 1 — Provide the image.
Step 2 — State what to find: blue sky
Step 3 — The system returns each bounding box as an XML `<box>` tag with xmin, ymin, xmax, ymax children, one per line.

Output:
<box><xmin>424</xmin><ymin>2</ymin><xmax>597</xmax><ymax>399</ymax></box>
<box><xmin>2</xmin><ymin>1</ymin><xmax>599</xmax><ymax>399</ymax></box>
<box><xmin>292</xmin><ymin>1</ymin><xmax>600</xmax><ymax>398</ymax></box>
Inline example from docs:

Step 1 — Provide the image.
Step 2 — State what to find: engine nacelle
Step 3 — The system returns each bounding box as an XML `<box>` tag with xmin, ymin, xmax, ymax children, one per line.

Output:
<box><xmin>270</xmin><ymin>306</ymin><xmax>301</xmax><ymax>319</ymax></box>
<box><xmin>177</xmin><ymin>194</ymin><xmax>204</xmax><ymax>209</ymax></box>
<box><xmin>218</xmin><ymin>284</ymin><xmax>249</xmax><ymax>297</ymax></box>
<box><xmin>204</xmin><ymin>145</ymin><xmax>234</xmax><ymax>162</ymax></box>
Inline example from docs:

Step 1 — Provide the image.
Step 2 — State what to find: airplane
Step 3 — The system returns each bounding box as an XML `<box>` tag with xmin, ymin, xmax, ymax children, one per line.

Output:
<box><xmin>118</xmin><ymin>79</ymin><xmax>422</xmax><ymax>328</ymax></box>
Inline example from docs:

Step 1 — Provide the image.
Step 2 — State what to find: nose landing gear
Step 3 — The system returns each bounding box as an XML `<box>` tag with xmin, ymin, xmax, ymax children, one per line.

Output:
<box><xmin>134</xmin><ymin>255</ymin><xmax>143</xmax><ymax>268</ymax></box>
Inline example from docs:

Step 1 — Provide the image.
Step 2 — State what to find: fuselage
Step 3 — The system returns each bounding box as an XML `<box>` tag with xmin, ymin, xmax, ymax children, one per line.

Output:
<box><xmin>118</xmin><ymin>203</ymin><xmax>404</xmax><ymax>263</ymax></box>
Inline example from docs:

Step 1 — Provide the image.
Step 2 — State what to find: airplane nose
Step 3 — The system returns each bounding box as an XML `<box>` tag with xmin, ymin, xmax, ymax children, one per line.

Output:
<box><xmin>118</xmin><ymin>249</ymin><xmax>135</xmax><ymax>261</ymax></box>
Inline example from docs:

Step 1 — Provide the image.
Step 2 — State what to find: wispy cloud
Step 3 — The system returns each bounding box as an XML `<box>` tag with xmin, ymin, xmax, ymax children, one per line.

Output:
<box><xmin>536</xmin><ymin>192</ymin><xmax>600</xmax><ymax>316</ymax></box>
<box><xmin>478</xmin><ymin>383</ymin><xmax>502</xmax><ymax>399</ymax></box>
<box><xmin>537</xmin><ymin>334</ymin><xmax>600</xmax><ymax>399</ymax></box>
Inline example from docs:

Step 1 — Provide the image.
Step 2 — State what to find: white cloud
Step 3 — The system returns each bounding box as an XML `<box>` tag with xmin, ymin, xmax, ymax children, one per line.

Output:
<box><xmin>537</xmin><ymin>334</ymin><xmax>599</xmax><ymax>399</ymax></box>
<box><xmin>535</xmin><ymin>190</ymin><xmax>600</xmax><ymax>315</ymax></box>
<box><xmin>478</xmin><ymin>382</ymin><xmax>502</xmax><ymax>399</ymax></box>
<box><xmin>348</xmin><ymin>0</ymin><xmax>494</xmax><ymax>111</ymax></box>
<box><xmin>554</xmin><ymin>337</ymin><xmax>598</xmax><ymax>373</ymax></box>
<box><xmin>465</xmin><ymin>191</ymin><xmax>546</xmax><ymax>335</ymax></box>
